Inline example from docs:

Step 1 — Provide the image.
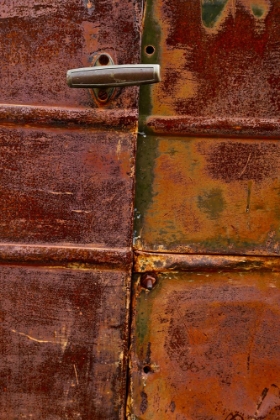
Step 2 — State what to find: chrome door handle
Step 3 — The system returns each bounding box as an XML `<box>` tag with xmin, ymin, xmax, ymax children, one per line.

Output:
<box><xmin>66</xmin><ymin>64</ymin><xmax>161</xmax><ymax>88</ymax></box>
<box><xmin>66</xmin><ymin>52</ymin><xmax>160</xmax><ymax>104</ymax></box>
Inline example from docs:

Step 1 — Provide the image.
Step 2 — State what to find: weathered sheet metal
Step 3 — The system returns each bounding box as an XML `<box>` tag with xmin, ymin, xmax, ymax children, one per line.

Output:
<box><xmin>134</xmin><ymin>136</ymin><xmax>280</xmax><ymax>255</ymax></box>
<box><xmin>0</xmin><ymin>0</ymin><xmax>142</xmax><ymax>418</ymax></box>
<box><xmin>0</xmin><ymin>265</ymin><xmax>130</xmax><ymax>420</ymax></box>
<box><xmin>135</xmin><ymin>0</ymin><xmax>280</xmax><ymax>255</ymax></box>
<box><xmin>0</xmin><ymin>126</ymin><xmax>135</xmax><ymax>248</ymax></box>
<box><xmin>131</xmin><ymin>1</ymin><xmax>280</xmax><ymax>418</ymax></box>
<box><xmin>140</xmin><ymin>0</ymin><xmax>280</xmax><ymax>120</ymax></box>
<box><xmin>134</xmin><ymin>251</ymin><xmax>280</xmax><ymax>273</ymax></box>
<box><xmin>129</xmin><ymin>271</ymin><xmax>280</xmax><ymax>419</ymax></box>
<box><xmin>0</xmin><ymin>0</ymin><xmax>141</xmax><ymax>111</ymax></box>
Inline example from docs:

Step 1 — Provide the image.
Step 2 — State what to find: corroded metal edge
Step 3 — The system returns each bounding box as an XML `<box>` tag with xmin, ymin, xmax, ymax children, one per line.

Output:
<box><xmin>0</xmin><ymin>104</ymin><xmax>138</xmax><ymax>130</ymax></box>
<box><xmin>134</xmin><ymin>251</ymin><xmax>280</xmax><ymax>273</ymax></box>
<box><xmin>0</xmin><ymin>243</ymin><xmax>132</xmax><ymax>270</ymax></box>
<box><xmin>145</xmin><ymin>116</ymin><xmax>280</xmax><ymax>138</ymax></box>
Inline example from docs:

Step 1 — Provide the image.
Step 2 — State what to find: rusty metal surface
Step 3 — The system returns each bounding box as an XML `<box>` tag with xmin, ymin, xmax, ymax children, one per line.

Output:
<box><xmin>134</xmin><ymin>251</ymin><xmax>280</xmax><ymax>273</ymax></box>
<box><xmin>0</xmin><ymin>0</ymin><xmax>142</xmax><ymax>111</ymax></box>
<box><xmin>0</xmin><ymin>265</ymin><xmax>130</xmax><ymax>419</ymax></box>
<box><xmin>0</xmin><ymin>125</ymin><xmax>135</xmax><ymax>248</ymax></box>
<box><xmin>134</xmin><ymin>136</ymin><xmax>280</xmax><ymax>255</ymax></box>
<box><xmin>131</xmin><ymin>1</ymin><xmax>280</xmax><ymax>419</ymax></box>
<box><xmin>129</xmin><ymin>271</ymin><xmax>280</xmax><ymax>419</ymax></box>
<box><xmin>134</xmin><ymin>0</ymin><xmax>280</xmax><ymax>256</ymax></box>
<box><xmin>0</xmin><ymin>105</ymin><xmax>138</xmax><ymax>131</ymax></box>
<box><xmin>145</xmin><ymin>116</ymin><xmax>280</xmax><ymax>139</ymax></box>
<box><xmin>140</xmin><ymin>0</ymin><xmax>280</xmax><ymax>120</ymax></box>
<box><xmin>0</xmin><ymin>243</ymin><xmax>131</xmax><ymax>270</ymax></box>
<box><xmin>0</xmin><ymin>0</ymin><xmax>143</xmax><ymax>418</ymax></box>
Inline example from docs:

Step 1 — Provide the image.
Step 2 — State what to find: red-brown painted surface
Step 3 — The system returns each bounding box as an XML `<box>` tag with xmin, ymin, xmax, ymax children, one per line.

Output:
<box><xmin>0</xmin><ymin>0</ymin><xmax>142</xmax><ymax>418</ymax></box>
<box><xmin>0</xmin><ymin>266</ymin><xmax>130</xmax><ymax>420</ymax></box>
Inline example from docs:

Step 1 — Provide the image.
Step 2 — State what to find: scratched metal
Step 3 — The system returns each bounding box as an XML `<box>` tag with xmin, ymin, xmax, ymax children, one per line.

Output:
<box><xmin>0</xmin><ymin>0</ymin><xmax>142</xmax><ymax>418</ymax></box>
<box><xmin>129</xmin><ymin>271</ymin><xmax>280</xmax><ymax>419</ymax></box>
<box><xmin>0</xmin><ymin>265</ymin><xmax>130</xmax><ymax>420</ymax></box>
<box><xmin>0</xmin><ymin>126</ymin><xmax>135</xmax><ymax>248</ymax></box>
<box><xmin>0</xmin><ymin>0</ymin><xmax>142</xmax><ymax>111</ymax></box>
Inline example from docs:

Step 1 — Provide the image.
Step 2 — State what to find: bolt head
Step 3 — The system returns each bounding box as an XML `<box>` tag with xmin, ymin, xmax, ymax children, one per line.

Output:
<box><xmin>140</xmin><ymin>273</ymin><xmax>157</xmax><ymax>290</ymax></box>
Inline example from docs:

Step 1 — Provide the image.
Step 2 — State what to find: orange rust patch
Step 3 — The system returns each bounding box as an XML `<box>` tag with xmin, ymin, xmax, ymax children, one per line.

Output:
<box><xmin>130</xmin><ymin>271</ymin><xmax>280</xmax><ymax>419</ymax></box>
<box><xmin>136</xmin><ymin>136</ymin><xmax>280</xmax><ymax>255</ymax></box>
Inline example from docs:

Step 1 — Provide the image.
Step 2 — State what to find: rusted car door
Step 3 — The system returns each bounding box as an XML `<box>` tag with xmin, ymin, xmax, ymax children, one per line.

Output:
<box><xmin>130</xmin><ymin>1</ymin><xmax>280</xmax><ymax>419</ymax></box>
<box><xmin>0</xmin><ymin>1</ymin><xmax>142</xmax><ymax>419</ymax></box>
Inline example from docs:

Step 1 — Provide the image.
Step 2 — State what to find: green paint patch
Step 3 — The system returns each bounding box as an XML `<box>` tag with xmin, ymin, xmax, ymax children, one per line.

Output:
<box><xmin>251</xmin><ymin>5</ymin><xmax>264</xmax><ymax>18</ymax></box>
<box><xmin>201</xmin><ymin>0</ymin><xmax>228</xmax><ymax>28</ymax></box>
<box><xmin>197</xmin><ymin>188</ymin><xmax>225</xmax><ymax>220</ymax></box>
<box><xmin>139</xmin><ymin>0</ymin><xmax>161</xmax><ymax>119</ymax></box>
<box><xmin>133</xmin><ymin>135</ymin><xmax>159</xmax><ymax>244</ymax></box>
<box><xmin>134</xmin><ymin>276</ymin><xmax>164</xmax><ymax>353</ymax></box>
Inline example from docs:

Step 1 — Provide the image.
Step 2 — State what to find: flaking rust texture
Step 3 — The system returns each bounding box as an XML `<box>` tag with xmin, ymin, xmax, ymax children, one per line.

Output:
<box><xmin>141</xmin><ymin>0</ymin><xmax>280</xmax><ymax>119</ymax></box>
<box><xmin>134</xmin><ymin>251</ymin><xmax>280</xmax><ymax>273</ymax></box>
<box><xmin>0</xmin><ymin>0</ymin><xmax>142</xmax><ymax>111</ymax></box>
<box><xmin>135</xmin><ymin>137</ymin><xmax>280</xmax><ymax>255</ymax></box>
<box><xmin>129</xmin><ymin>272</ymin><xmax>280</xmax><ymax>419</ymax></box>
<box><xmin>0</xmin><ymin>126</ymin><xmax>135</xmax><ymax>248</ymax></box>
<box><xmin>135</xmin><ymin>0</ymin><xmax>280</xmax><ymax>256</ymax></box>
<box><xmin>0</xmin><ymin>265</ymin><xmax>130</xmax><ymax>420</ymax></box>
<box><xmin>131</xmin><ymin>1</ymin><xmax>280</xmax><ymax>419</ymax></box>
<box><xmin>0</xmin><ymin>0</ymin><xmax>143</xmax><ymax>418</ymax></box>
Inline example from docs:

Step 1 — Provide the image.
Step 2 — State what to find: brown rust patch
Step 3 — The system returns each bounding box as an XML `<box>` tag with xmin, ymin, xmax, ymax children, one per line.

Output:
<box><xmin>0</xmin><ymin>265</ymin><xmax>130</xmax><ymax>419</ymax></box>
<box><xmin>203</xmin><ymin>141</ymin><xmax>280</xmax><ymax>183</ymax></box>
<box><xmin>145</xmin><ymin>116</ymin><xmax>280</xmax><ymax>139</ymax></box>
<box><xmin>0</xmin><ymin>0</ymin><xmax>142</xmax><ymax>111</ymax></box>
<box><xmin>0</xmin><ymin>126</ymin><xmax>135</xmax><ymax>248</ymax></box>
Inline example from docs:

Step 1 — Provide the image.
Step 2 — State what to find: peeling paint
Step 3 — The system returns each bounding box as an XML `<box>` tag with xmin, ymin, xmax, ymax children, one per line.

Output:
<box><xmin>201</xmin><ymin>0</ymin><xmax>271</xmax><ymax>31</ymax></box>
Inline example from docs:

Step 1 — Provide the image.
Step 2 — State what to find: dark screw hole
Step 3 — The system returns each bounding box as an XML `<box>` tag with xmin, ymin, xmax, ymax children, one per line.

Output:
<box><xmin>145</xmin><ymin>45</ymin><xmax>155</xmax><ymax>55</ymax></box>
<box><xmin>97</xmin><ymin>89</ymin><xmax>108</xmax><ymax>101</ymax></box>
<box><xmin>143</xmin><ymin>365</ymin><xmax>152</xmax><ymax>374</ymax></box>
<box><xmin>99</xmin><ymin>54</ymin><xmax>110</xmax><ymax>65</ymax></box>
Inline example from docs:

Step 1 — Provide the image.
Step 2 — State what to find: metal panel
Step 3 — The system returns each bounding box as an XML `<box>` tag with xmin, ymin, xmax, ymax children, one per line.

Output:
<box><xmin>135</xmin><ymin>135</ymin><xmax>280</xmax><ymax>255</ymax></box>
<box><xmin>135</xmin><ymin>0</ymin><xmax>280</xmax><ymax>255</ymax></box>
<box><xmin>0</xmin><ymin>126</ymin><xmax>135</xmax><ymax>247</ymax></box>
<box><xmin>139</xmin><ymin>0</ymin><xmax>280</xmax><ymax>120</ymax></box>
<box><xmin>129</xmin><ymin>269</ymin><xmax>280</xmax><ymax>419</ymax></box>
<box><xmin>131</xmin><ymin>1</ymin><xmax>280</xmax><ymax>418</ymax></box>
<box><xmin>0</xmin><ymin>0</ymin><xmax>142</xmax><ymax>417</ymax></box>
<box><xmin>0</xmin><ymin>265</ymin><xmax>129</xmax><ymax>420</ymax></box>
